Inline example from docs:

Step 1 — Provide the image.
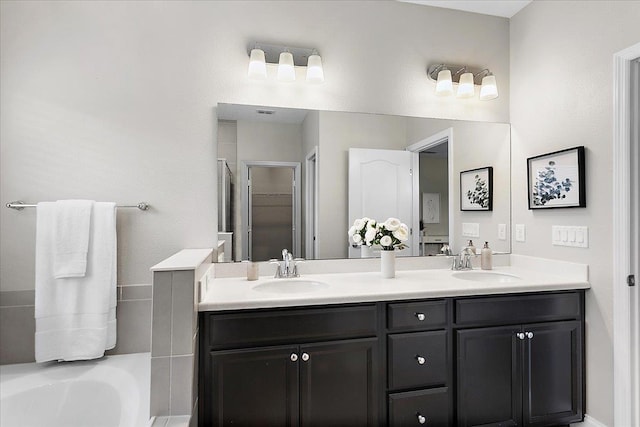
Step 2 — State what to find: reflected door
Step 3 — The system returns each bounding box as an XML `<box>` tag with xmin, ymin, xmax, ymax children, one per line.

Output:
<box><xmin>348</xmin><ymin>148</ymin><xmax>414</xmax><ymax>258</ymax></box>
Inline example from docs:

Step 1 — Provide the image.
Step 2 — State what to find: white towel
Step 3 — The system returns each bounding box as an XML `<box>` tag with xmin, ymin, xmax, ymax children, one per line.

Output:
<box><xmin>35</xmin><ymin>202</ymin><xmax>118</xmax><ymax>363</ymax></box>
<box><xmin>53</xmin><ymin>200</ymin><xmax>93</xmax><ymax>279</ymax></box>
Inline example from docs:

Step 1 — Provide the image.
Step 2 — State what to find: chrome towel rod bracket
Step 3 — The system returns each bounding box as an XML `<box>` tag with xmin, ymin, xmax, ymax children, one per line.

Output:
<box><xmin>6</xmin><ymin>201</ymin><xmax>150</xmax><ymax>211</ymax></box>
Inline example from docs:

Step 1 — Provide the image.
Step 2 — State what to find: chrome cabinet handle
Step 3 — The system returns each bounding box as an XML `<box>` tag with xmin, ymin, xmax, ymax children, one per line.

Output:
<box><xmin>526</xmin><ymin>331</ymin><xmax>534</xmax><ymax>339</ymax></box>
<box><xmin>416</xmin><ymin>355</ymin><xmax>426</xmax><ymax>365</ymax></box>
<box><xmin>417</xmin><ymin>413</ymin><xmax>426</xmax><ymax>424</ymax></box>
<box><xmin>301</xmin><ymin>352</ymin><xmax>310</xmax><ymax>362</ymax></box>
<box><xmin>516</xmin><ymin>332</ymin><xmax>525</xmax><ymax>340</ymax></box>
<box><xmin>415</xmin><ymin>312</ymin><xmax>426</xmax><ymax>321</ymax></box>
<box><xmin>290</xmin><ymin>353</ymin><xmax>298</xmax><ymax>362</ymax></box>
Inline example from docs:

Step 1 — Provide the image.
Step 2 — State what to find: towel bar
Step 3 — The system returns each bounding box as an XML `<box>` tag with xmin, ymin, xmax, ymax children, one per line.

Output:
<box><xmin>6</xmin><ymin>201</ymin><xmax>150</xmax><ymax>211</ymax></box>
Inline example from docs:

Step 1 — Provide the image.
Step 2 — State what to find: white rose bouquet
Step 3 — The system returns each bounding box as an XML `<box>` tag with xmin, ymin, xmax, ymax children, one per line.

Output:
<box><xmin>348</xmin><ymin>217</ymin><xmax>377</xmax><ymax>246</ymax></box>
<box><xmin>348</xmin><ymin>217</ymin><xmax>409</xmax><ymax>251</ymax></box>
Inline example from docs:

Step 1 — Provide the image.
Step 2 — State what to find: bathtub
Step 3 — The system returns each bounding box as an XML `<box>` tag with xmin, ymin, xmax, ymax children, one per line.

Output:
<box><xmin>0</xmin><ymin>352</ymin><xmax>150</xmax><ymax>427</ymax></box>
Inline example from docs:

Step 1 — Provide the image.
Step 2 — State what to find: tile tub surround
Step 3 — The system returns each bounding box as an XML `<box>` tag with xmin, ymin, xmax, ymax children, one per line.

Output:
<box><xmin>150</xmin><ymin>248</ymin><xmax>213</xmax><ymax>423</ymax></box>
<box><xmin>0</xmin><ymin>284</ymin><xmax>152</xmax><ymax>365</ymax></box>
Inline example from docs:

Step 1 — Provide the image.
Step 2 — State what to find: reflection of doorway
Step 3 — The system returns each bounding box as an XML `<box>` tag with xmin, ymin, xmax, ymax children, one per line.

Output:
<box><xmin>407</xmin><ymin>128</ymin><xmax>453</xmax><ymax>254</ymax></box>
<box><xmin>241</xmin><ymin>161</ymin><xmax>301</xmax><ymax>261</ymax></box>
<box><xmin>305</xmin><ymin>147</ymin><xmax>318</xmax><ymax>260</ymax></box>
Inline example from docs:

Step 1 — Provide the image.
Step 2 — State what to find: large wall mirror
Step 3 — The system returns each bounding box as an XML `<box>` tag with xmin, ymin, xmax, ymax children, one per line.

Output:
<box><xmin>217</xmin><ymin>103</ymin><xmax>511</xmax><ymax>262</ymax></box>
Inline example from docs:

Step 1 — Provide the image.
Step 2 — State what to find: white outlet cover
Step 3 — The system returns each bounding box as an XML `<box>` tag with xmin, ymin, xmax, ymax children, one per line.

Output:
<box><xmin>498</xmin><ymin>224</ymin><xmax>507</xmax><ymax>240</ymax></box>
<box><xmin>515</xmin><ymin>224</ymin><xmax>526</xmax><ymax>242</ymax></box>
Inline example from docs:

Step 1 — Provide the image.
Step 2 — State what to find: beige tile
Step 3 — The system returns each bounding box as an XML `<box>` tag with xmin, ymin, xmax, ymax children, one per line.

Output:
<box><xmin>150</xmin><ymin>356</ymin><xmax>171</xmax><ymax>417</ymax></box>
<box><xmin>106</xmin><ymin>299</ymin><xmax>151</xmax><ymax>356</ymax></box>
<box><xmin>0</xmin><ymin>290</ymin><xmax>35</xmax><ymax>307</ymax></box>
<box><xmin>171</xmin><ymin>271</ymin><xmax>195</xmax><ymax>356</ymax></box>
<box><xmin>170</xmin><ymin>355</ymin><xmax>194</xmax><ymax>415</ymax></box>
<box><xmin>152</xmin><ymin>272</ymin><xmax>172</xmax><ymax>357</ymax></box>
<box><xmin>121</xmin><ymin>284</ymin><xmax>152</xmax><ymax>300</ymax></box>
<box><xmin>0</xmin><ymin>306</ymin><xmax>35</xmax><ymax>364</ymax></box>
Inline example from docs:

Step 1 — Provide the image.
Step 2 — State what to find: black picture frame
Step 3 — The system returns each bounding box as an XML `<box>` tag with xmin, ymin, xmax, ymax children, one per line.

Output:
<box><xmin>527</xmin><ymin>146</ymin><xmax>586</xmax><ymax>209</ymax></box>
<box><xmin>460</xmin><ymin>166</ymin><xmax>493</xmax><ymax>211</ymax></box>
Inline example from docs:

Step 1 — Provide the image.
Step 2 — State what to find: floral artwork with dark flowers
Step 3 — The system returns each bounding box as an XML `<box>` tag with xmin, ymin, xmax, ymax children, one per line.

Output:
<box><xmin>467</xmin><ymin>174</ymin><xmax>490</xmax><ymax>208</ymax></box>
<box><xmin>532</xmin><ymin>160</ymin><xmax>573</xmax><ymax>206</ymax></box>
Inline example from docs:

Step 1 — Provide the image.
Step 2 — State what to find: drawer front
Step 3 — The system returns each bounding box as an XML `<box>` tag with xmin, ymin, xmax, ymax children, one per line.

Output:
<box><xmin>205</xmin><ymin>304</ymin><xmax>377</xmax><ymax>348</ymax></box>
<box><xmin>455</xmin><ymin>292</ymin><xmax>582</xmax><ymax>326</ymax></box>
<box><xmin>389</xmin><ymin>387</ymin><xmax>449</xmax><ymax>426</ymax></box>
<box><xmin>388</xmin><ymin>300</ymin><xmax>448</xmax><ymax>331</ymax></box>
<box><xmin>388</xmin><ymin>330</ymin><xmax>448</xmax><ymax>390</ymax></box>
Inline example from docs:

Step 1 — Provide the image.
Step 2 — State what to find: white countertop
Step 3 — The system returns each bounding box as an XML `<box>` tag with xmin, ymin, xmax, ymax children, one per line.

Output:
<box><xmin>199</xmin><ymin>265</ymin><xmax>590</xmax><ymax>311</ymax></box>
<box><xmin>151</xmin><ymin>248</ymin><xmax>213</xmax><ymax>272</ymax></box>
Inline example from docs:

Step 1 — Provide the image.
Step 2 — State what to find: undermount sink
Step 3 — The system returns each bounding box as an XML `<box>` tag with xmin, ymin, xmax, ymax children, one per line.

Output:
<box><xmin>252</xmin><ymin>279</ymin><xmax>330</xmax><ymax>294</ymax></box>
<box><xmin>452</xmin><ymin>271</ymin><xmax>522</xmax><ymax>283</ymax></box>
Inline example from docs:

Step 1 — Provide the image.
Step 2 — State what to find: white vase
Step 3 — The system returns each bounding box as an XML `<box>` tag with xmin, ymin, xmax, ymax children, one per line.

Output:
<box><xmin>361</xmin><ymin>245</ymin><xmax>373</xmax><ymax>258</ymax></box>
<box><xmin>380</xmin><ymin>250</ymin><xmax>395</xmax><ymax>278</ymax></box>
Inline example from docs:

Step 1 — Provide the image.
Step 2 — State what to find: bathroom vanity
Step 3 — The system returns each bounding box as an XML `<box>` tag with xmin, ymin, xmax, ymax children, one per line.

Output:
<box><xmin>197</xmin><ymin>262</ymin><xmax>587</xmax><ymax>427</ymax></box>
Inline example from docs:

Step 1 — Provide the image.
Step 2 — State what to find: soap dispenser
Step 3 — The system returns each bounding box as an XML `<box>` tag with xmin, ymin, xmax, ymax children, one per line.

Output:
<box><xmin>467</xmin><ymin>240</ymin><xmax>476</xmax><ymax>255</ymax></box>
<box><xmin>481</xmin><ymin>241</ymin><xmax>493</xmax><ymax>270</ymax></box>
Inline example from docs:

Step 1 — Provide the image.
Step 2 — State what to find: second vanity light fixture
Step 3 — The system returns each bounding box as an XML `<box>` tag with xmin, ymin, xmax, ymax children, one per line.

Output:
<box><xmin>248</xmin><ymin>42</ymin><xmax>324</xmax><ymax>83</ymax></box>
<box><xmin>427</xmin><ymin>64</ymin><xmax>498</xmax><ymax>100</ymax></box>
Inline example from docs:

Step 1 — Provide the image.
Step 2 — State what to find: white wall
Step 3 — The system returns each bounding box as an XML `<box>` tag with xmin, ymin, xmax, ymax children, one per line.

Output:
<box><xmin>0</xmin><ymin>0</ymin><xmax>509</xmax><ymax>291</ymax></box>
<box><xmin>510</xmin><ymin>1</ymin><xmax>640</xmax><ymax>425</ymax></box>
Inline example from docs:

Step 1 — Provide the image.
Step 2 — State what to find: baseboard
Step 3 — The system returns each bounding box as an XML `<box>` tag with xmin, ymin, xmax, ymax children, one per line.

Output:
<box><xmin>572</xmin><ymin>414</ymin><xmax>608</xmax><ymax>427</ymax></box>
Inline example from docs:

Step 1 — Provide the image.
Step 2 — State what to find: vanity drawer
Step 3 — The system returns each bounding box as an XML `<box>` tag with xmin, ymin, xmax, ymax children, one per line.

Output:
<box><xmin>388</xmin><ymin>330</ymin><xmax>448</xmax><ymax>390</ymax></box>
<box><xmin>388</xmin><ymin>387</ymin><xmax>449</xmax><ymax>426</ymax></box>
<box><xmin>387</xmin><ymin>300</ymin><xmax>448</xmax><ymax>331</ymax></box>
<box><xmin>455</xmin><ymin>291</ymin><xmax>582</xmax><ymax>327</ymax></box>
<box><xmin>204</xmin><ymin>304</ymin><xmax>377</xmax><ymax>349</ymax></box>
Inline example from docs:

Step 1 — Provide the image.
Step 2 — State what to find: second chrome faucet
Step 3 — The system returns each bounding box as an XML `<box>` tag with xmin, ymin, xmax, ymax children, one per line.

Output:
<box><xmin>271</xmin><ymin>249</ymin><xmax>303</xmax><ymax>278</ymax></box>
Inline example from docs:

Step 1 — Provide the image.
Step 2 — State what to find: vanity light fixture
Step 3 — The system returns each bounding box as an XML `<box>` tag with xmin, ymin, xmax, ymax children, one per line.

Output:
<box><xmin>247</xmin><ymin>42</ymin><xmax>324</xmax><ymax>84</ymax></box>
<box><xmin>248</xmin><ymin>48</ymin><xmax>267</xmax><ymax>79</ymax></box>
<box><xmin>427</xmin><ymin>64</ymin><xmax>499</xmax><ymax>101</ymax></box>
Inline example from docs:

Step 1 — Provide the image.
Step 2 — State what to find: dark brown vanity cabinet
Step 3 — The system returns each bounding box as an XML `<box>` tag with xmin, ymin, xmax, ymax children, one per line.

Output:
<box><xmin>455</xmin><ymin>292</ymin><xmax>584</xmax><ymax>427</ymax></box>
<box><xmin>199</xmin><ymin>304</ymin><xmax>381</xmax><ymax>426</ymax></box>
<box><xmin>199</xmin><ymin>290</ymin><xmax>585</xmax><ymax>427</ymax></box>
<box><xmin>386</xmin><ymin>299</ymin><xmax>452</xmax><ymax>427</ymax></box>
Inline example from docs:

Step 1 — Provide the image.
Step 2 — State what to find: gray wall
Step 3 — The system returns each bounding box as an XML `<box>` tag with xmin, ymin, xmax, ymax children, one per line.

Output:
<box><xmin>419</xmin><ymin>156</ymin><xmax>449</xmax><ymax>237</ymax></box>
<box><xmin>510</xmin><ymin>1</ymin><xmax>640</xmax><ymax>425</ymax></box>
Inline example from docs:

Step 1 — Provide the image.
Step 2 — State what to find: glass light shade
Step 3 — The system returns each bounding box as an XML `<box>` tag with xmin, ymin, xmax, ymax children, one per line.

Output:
<box><xmin>306</xmin><ymin>54</ymin><xmax>324</xmax><ymax>83</ymax></box>
<box><xmin>479</xmin><ymin>75</ymin><xmax>499</xmax><ymax>100</ymax></box>
<box><xmin>277</xmin><ymin>51</ymin><xmax>296</xmax><ymax>82</ymax></box>
<box><xmin>247</xmin><ymin>48</ymin><xmax>267</xmax><ymax>80</ymax></box>
<box><xmin>457</xmin><ymin>72</ymin><xmax>475</xmax><ymax>98</ymax></box>
<box><xmin>435</xmin><ymin>69</ymin><xmax>453</xmax><ymax>96</ymax></box>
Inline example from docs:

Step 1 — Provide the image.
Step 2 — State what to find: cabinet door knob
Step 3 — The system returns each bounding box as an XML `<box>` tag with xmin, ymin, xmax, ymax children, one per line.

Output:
<box><xmin>516</xmin><ymin>332</ymin><xmax>525</xmax><ymax>340</ymax></box>
<box><xmin>416</xmin><ymin>355</ymin><xmax>426</xmax><ymax>365</ymax></box>
<box><xmin>301</xmin><ymin>352</ymin><xmax>310</xmax><ymax>362</ymax></box>
<box><xmin>526</xmin><ymin>331</ymin><xmax>534</xmax><ymax>339</ymax></box>
<box><xmin>290</xmin><ymin>353</ymin><xmax>298</xmax><ymax>362</ymax></box>
<box><xmin>415</xmin><ymin>312</ymin><xmax>426</xmax><ymax>321</ymax></box>
<box><xmin>417</xmin><ymin>413</ymin><xmax>427</xmax><ymax>424</ymax></box>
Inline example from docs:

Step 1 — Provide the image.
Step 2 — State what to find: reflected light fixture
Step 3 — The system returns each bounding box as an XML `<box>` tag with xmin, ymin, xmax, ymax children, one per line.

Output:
<box><xmin>427</xmin><ymin>64</ymin><xmax>499</xmax><ymax>101</ymax></box>
<box><xmin>247</xmin><ymin>42</ymin><xmax>324</xmax><ymax>84</ymax></box>
<box><xmin>247</xmin><ymin>48</ymin><xmax>267</xmax><ymax>79</ymax></box>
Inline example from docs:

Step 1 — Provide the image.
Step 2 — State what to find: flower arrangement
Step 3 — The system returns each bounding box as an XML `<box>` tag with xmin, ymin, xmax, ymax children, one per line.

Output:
<box><xmin>348</xmin><ymin>217</ymin><xmax>409</xmax><ymax>251</ymax></box>
<box><xmin>466</xmin><ymin>174</ymin><xmax>490</xmax><ymax>208</ymax></box>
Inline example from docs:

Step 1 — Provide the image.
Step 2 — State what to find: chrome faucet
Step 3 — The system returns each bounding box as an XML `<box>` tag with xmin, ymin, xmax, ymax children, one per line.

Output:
<box><xmin>451</xmin><ymin>244</ymin><xmax>476</xmax><ymax>271</ymax></box>
<box><xmin>270</xmin><ymin>249</ymin><xmax>303</xmax><ymax>278</ymax></box>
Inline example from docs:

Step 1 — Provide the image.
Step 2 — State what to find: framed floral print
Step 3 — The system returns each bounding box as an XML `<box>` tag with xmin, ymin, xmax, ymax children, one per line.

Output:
<box><xmin>460</xmin><ymin>167</ymin><xmax>493</xmax><ymax>211</ymax></box>
<box><xmin>527</xmin><ymin>146</ymin><xmax>585</xmax><ymax>209</ymax></box>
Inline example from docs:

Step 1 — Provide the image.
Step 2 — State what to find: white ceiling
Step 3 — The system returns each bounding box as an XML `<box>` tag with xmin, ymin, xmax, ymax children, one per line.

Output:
<box><xmin>399</xmin><ymin>0</ymin><xmax>532</xmax><ymax>18</ymax></box>
<box><xmin>217</xmin><ymin>103</ymin><xmax>309</xmax><ymax>124</ymax></box>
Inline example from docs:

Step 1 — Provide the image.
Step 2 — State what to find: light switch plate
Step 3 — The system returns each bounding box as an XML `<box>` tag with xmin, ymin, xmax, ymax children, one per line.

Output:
<box><xmin>515</xmin><ymin>224</ymin><xmax>526</xmax><ymax>242</ymax></box>
<box><xmin>498</xmin><ymin>224</ymin><xmax>507</xmax><ymax>240</ymax></box>
<box><xmin>552</xmin><ymin>226</ymin><xmax>589</xmax><ymax>248</ymax></box>
<box><xmin>462</xmin><ymin>223</ymin><xmax>480</xmax><ymax>238</ymax></box>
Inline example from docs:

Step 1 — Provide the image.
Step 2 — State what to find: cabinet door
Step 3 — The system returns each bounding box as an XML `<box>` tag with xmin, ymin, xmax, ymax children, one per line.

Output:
<box><xmin>206</xmin><ymin>345</ymin><xmax>299</xmax><ymax>427</ymax></box>
<box><xmin>299</xmin><ymin>338</ymin><xmax>379</xmax><ymax>426</ymax></box>
<box><xmin>456</xmin><ymin>326</ymin><xmax>522</xmax><ymax>427</ymax></box>
<box><xmin>523</xmin><ymin>321</ymin><xmax>583</xmax><ymax>427</ymax></box>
